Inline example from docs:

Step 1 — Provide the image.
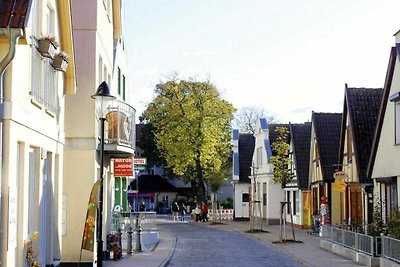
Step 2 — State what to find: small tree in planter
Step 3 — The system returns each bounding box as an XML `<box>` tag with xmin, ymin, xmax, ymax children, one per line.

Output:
<box><xmin>36</xmin><ymin>34</ymin><xmax>57</xmax><ymax>59</ymax></box>
<box><xmin>51</xmin><ymin>51</ymin><xmax>69</xmax><ymax>72</ymax></box>
<box><xmin>387</xmin><ymin>208</ymin><xmax>400</xmax><ymax>239</ymax></box>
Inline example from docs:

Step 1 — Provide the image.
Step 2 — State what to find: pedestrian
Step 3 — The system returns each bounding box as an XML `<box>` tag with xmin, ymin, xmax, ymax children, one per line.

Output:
<box><xmin>139</xmin><ymin>202</ymin><xmax>146</xmax><ymax>212</ymax></box>
<box><xmin>201</xmin><ymin>201</ymin><xmax>208</xmax><ymax>222</ymax></box>
<box><xmin>179</xmin><ymin>203</ymin><xmax>186</xmax><ymax>221</ymax></box>
<box><xmin>171</xmin><ymin>202</ymin><xmax>179</xmax><ymax>221</ymax></box>
<box><xmin>194</xmin><ymin>205</ymin><xmax>201</xmax><ymax>222</ymax></box>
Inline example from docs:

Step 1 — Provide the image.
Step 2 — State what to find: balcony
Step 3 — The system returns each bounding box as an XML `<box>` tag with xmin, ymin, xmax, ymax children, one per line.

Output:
<box><xmin>101</xmin><ymin>100</ymin><xmax>135</xmax><ymax>156</ymax></box>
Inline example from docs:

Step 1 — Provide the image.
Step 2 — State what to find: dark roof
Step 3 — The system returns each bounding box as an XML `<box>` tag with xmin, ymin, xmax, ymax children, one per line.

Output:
<box><xmin>130</xmin><ymin>175</ymin><xmax>177</xmax><ymax>193</ymax></box>
<box><xmin>367</xmin><ymin>47</ymin><xmax>397</xmax><ymax>178</ymax></box>
<box><xmin>238</xmin><ymin>133</ymin><xmax>254</xmax><ymax>182</ymax></box>
<box><xmin>290</xmin><ymin>123</ymin><xmax>311</xmax><ymax>190</ymax></box>
<box><xmin>269</xmin><ymin>124</ymin><xmax>290</xmax><ymax>156</ymax></box>
<box><xmin>343</xmin><ymin>86</ymin><xmax>383</xmax><ymax>183</ymax></box>
<box><xmin>0</xmin><ymin>0</ymin><xmax>32</xmax><ymax>28</ymax></box>
<box><xmin>312</xmin><ymin>112</ymin><xmax>342</xmax><ymax>182</ymax></box>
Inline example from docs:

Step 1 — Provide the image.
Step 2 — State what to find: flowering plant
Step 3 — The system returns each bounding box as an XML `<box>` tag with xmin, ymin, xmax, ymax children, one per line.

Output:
<box><xmin>24</xmin><ymin>232</ymin><xmax>40</xmax><ymax>266</ymax></box>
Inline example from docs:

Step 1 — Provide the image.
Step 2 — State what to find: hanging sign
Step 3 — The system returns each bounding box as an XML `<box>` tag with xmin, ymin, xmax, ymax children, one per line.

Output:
<box><xmin>114</xmin><ymin>157</ymin><xmax>133</xmax><ymax>176</ymax></box>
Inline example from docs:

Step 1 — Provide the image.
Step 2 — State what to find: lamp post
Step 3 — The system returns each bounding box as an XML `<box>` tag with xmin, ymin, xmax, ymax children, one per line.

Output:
<box><xmin>91</xmin><ymin>81</ymin><xmax>115</xmax><ymax>267</ymax></box>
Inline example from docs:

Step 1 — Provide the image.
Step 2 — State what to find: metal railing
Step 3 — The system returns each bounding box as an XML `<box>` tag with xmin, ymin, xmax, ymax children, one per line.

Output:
<box><xmin>112</xmin><ymin>211</ymin><xmax>157</xmax><ymax>231</ymax></box>
<box><xmin>322</xmin><ymin>225</ymin><xmax>380</xmax><ymax>256</ymax></box>
<box><xmin>382</xmin><ymin>235</ymin><xmax>400</xmax><ymax>263</ymax></box>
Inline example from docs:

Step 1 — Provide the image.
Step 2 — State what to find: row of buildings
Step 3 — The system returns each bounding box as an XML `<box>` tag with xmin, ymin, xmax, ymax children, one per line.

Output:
<box><xmin>232</xmin><ymin>33</ymin><xmax>400</xmax><ymax>230</ymax></box>
<box><xmin>0</xmin><ymin>0</ymin><xmax>135</xmax><ymax>266</ymax></box>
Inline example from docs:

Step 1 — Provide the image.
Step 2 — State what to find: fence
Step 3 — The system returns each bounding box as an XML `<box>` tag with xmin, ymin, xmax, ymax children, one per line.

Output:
<box><xmin>112</xmin><ymin>211</ymin><xmax>157</xmax><ymax>231</ymax></box>
<box><xmin>208</xmin><ymin>209</ymin><xmax>234</xmax><ymax>221</ymax></box>
<box><xmin>321</xmin><ymin>225</ymin><xmax>380</xmax><ymax>256</ymax></box>
<box><xmin>382</xmin><ymin>235</ymin><xmax>400</xmax><ymax>263</ymax></box>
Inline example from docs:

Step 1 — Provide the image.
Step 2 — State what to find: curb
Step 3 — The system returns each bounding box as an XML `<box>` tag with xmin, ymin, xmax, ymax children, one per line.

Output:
<box><xmin>158</xmin><ymin>231</ymin><xmax>177</xmax><ymax>267</ymax></box>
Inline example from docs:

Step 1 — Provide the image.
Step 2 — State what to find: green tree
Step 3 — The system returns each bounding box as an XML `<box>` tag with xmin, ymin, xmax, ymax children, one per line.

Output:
<box><xmin>142</xmin><ymin>79</ymin><xmax>235</xmax><ymax>204</ymax></box>
<box><xmin>270</xmin><ymin>126</ymin><xmax>291</xmax><ymax>185</ymax></box>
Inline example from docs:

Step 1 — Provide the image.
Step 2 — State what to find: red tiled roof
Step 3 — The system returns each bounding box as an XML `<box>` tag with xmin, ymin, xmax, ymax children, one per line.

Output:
<box><xmin>0</xmin><ymin>0</ymin><xmax>32</xmax><ymax>29</ymax></box>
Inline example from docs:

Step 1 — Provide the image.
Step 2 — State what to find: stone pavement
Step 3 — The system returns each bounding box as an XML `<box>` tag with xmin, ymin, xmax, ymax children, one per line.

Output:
<box><xmin>103</xmin><ymin>219</ymin><xmax>363</xmax><ymax>267</ymax></box>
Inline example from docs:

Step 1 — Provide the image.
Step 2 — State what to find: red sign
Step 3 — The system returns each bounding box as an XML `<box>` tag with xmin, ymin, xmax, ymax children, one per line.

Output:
<box><xmin>114</xmin><ymin>157</ymin><xmax>133</xmax><ymax>176</ymax></box>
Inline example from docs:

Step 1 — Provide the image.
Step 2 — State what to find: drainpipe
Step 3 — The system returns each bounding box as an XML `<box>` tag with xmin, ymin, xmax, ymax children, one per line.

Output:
<box><xmin>0</xmin><ymin>27</ymin><xmax>23</xmax><ymax>265</ymax></box>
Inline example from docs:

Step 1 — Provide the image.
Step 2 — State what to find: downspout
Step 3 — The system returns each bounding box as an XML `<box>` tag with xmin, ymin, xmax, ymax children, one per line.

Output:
<box><xmin>0</xmin><ymin>27</ymin><xmax>22</xmax><ymax>265</ymax></box>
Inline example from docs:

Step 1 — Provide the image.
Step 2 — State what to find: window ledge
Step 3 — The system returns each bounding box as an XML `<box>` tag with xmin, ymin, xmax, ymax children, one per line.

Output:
<box><xmin>31</xmin><ymin>98</ymin><xmax>43</xmax><ymax>109</ymax></box>
<box><xmin>45</xmin><ymin>109</ymin><xmax>55</xmax><ymax>118</ymax></box>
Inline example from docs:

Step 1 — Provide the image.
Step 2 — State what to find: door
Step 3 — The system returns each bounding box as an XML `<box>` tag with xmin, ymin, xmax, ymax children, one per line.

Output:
<box><xmin>241</xmin><ymin>188</ymin><xmax>250</xmax><ymax>218</ymax></box>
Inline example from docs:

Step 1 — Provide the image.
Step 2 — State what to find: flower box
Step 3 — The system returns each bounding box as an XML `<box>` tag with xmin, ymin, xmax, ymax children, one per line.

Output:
<box><xmin>51</xmin><ymin>54</ymin><xmax>68</xmax><ymax>72</ymax></box>
<box><xmin>37</xmin><ymin>38</ymin><xmax>57</xmax><ymax>59</ymax></box>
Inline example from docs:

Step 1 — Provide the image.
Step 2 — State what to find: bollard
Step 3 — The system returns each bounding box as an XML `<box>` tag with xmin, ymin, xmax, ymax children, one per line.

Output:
<box><xmin>127</xmin><ymin>226</ymin><xmax>133</xmax><ymax>254</ymax></box>
<box><xmin>135</xmin><ymin>214</ymin><xmax>142</xmax><ymax>252</ymax></box>
<box><xmin>117</xmin><ymin>228</ymin><xmax>122</xmax><ymax>259</ymax></box>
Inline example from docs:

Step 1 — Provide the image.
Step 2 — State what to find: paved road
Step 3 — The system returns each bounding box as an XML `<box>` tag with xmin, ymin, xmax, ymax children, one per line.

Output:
<box><xmin>161</xmin><ymin>222</ymin><xmax>302</xmax><ymax>267</ymax></box>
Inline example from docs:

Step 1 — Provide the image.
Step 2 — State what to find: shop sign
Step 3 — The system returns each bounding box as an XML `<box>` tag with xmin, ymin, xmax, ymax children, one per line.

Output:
<box><xmin>114</xmin><ymin>157</ymin><xmax>133</xmax><ymax>176</ymax></box>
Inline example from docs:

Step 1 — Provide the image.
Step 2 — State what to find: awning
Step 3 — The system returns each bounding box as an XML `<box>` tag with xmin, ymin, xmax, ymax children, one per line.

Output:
<box><xmin>127</xmin><ymin>192</ymin><xmax>155</xmax><ymax>198</ymax></box>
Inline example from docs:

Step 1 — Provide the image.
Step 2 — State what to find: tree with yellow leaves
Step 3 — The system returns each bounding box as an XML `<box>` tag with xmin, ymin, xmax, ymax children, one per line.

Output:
<box><xmin>142</xmin><ymin>79</ymin><xmax>235</xmax><ymax>204</ymax></box>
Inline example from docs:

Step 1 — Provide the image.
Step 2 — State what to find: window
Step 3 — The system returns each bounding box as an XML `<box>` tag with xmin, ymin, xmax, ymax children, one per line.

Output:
<box><xmin>295</xmin><ymin>191</ymin><xmax>300</xmax><ymax>214</ymax></box>
<box><xmin>242</xmin><ymin>193</ymin><xmax>249</xmax><ymax>202</ymax></box>
<box><xmin>396</xmin><ymin>102</ymin><xmax>400</xmax><ymax>144</ymax></box>
<box><xmin>98</xmin><ymin>56</ymin><xmax>103</xmax><ymax>84</ymax></box>
<box><xmin>390</xmin><ymin>92</ymin><xmax>400</xmax><ymax>144</ymax></box>
<box><xmin>30</xmin><ymin>5</ymin><xmax>58</xmax><ymax>113</ymax></box>
<box><xmin>122</xmin><ymin>75</ymin><xmax>126</xmax><ymax>101</ymax></box>
<box><xmin>118</xmin><ymin>67</ymin><xmax>121</xmax><ymax>95</ymax></box>
<box><xmin>287</xmin><ymin>191</ymin><xmax>290</xmax><ymax>213</ymax></box>
<box><xmin>347</xmin><ymin>126</ymin><xmax>353</xmax><ymax>163</ymax></box>
<box><xmin>256</xmin><ymin>147</ymin><xmax>262</xmax><ymax>167</ymax></box>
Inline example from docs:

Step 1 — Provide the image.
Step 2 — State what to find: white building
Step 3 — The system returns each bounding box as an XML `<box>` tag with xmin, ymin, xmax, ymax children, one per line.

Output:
<box><xmin>250</xmin><ymin>119</ymin><xmax>286</xmax><ymax>225</ymax></box>
<box><xmin>0</xmin><ymin>0</ymin><xmax>76</xmax><ymax>266</ymax></box>
<box><xmin>232</xmin><ymin>130</ymin><xmax>254</xmax><ymax>220</ymax></box>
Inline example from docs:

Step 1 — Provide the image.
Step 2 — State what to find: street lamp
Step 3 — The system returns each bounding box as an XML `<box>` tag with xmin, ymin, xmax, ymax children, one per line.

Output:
<box><xmin>91</xmin><ymin>81</ymin><xmax>115</xmax><ymax>267</ymax></box>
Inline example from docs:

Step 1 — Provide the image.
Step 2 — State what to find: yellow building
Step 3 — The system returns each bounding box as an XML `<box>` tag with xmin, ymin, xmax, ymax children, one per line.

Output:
<box><xmin>309</xmin><ymin>112</ymin><xmax>341</xmax><ymax>225</ymax></box>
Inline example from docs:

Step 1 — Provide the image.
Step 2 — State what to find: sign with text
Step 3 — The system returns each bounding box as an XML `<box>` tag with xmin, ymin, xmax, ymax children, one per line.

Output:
<box><xmin>114</xmin><ymin>157</ymin><xmax>133</xmax><ymax>176</ymax></box>
<box><xmin>133</xmin><ymin>157</ymin><xmax>147</xmax><ymax>165</ymax></box>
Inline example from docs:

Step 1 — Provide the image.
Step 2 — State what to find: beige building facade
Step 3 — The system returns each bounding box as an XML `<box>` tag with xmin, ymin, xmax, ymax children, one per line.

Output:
<box><xmin>62</xmin><ymin>0</ymin><xmax>135</xmax><ymax>264</ymax></box>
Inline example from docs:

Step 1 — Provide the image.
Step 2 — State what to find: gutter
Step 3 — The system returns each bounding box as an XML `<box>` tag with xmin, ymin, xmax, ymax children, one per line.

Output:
<box><xmin>0</xmin><ymin>27</ymin><xmax>23</xmax><ymax>265</ymax></box>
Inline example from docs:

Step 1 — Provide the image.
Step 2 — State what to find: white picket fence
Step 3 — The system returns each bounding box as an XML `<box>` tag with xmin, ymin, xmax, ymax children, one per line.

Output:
<box><xmin>208</xmin><ymin>209</ymin><xmax>234</xmax><ymax>220</ymax></box>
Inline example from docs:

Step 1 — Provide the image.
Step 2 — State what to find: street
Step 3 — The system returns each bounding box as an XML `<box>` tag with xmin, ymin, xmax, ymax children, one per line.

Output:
<box><xmin>161</xmin><ymin>222</ymin><xmax>302</xmax><ymax>267</ymax></box>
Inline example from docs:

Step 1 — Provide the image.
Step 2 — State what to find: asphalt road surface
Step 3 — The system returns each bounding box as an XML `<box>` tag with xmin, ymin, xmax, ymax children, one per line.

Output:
<box><xmin>161</xmin><ymin>222</ymin><xmax>302</xmax><ymax>267</ymax></box>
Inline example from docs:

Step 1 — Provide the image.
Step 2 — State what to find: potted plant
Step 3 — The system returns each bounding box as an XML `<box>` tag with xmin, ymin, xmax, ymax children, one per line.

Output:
<box><xmin>36</xmin><ymin>34</ymin><xmax>57</xmax><ymax>59</ymax></box>
<box><xmin>51</xmin><ymin>51</ymin><xmax>69</xmax><ymax>72</ymax></box>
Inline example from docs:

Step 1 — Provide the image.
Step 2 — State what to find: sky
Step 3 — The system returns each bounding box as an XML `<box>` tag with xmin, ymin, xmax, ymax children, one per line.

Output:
<box><xmin>124</xmin><ymin>0</ymin><xmax>400</xmax><ymax>123</ymax></box>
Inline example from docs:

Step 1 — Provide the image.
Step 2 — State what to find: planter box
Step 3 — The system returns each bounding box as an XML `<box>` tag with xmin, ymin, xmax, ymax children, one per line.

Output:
<box><xmin>51</xmin><ymin>55</ymin><xmax>68</xmax><ymax>72</ymax></box>
<box><xmin>37</xmin><ymin>39</ymin><xmax>57</xmax><ymax>59</ymax></box>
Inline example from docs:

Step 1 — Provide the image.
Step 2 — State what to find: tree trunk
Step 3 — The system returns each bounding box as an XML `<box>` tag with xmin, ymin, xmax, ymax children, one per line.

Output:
<box><xmin>195</xmin><ymin>158</ymin><xmax>206</xmax><ymax>204</ymax></box>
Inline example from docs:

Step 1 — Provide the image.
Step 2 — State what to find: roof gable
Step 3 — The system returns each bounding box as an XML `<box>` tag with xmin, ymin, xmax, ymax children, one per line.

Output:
<box><xmin>345</xmin><ymin>86</ymin><xmax>383</xmax><ymax>183</ymax></box>
<box><xmin>367</xmin><ymin>47</ymin><xmax>397</xmax><ymax>178</ymax></box>
<box><xmin>313</xmin><ymin>112</ymin><xmax>342</xmax><ymax>182</ymax></box>
<box><xmin>239</xmin><ymin>133</ymin><xmax>255</xmax><ymax>182</ymax></box>
<box><xmin>290</xmin><ymin>123</ymin><xmax>311</xmax><ymax>189</ymax></box>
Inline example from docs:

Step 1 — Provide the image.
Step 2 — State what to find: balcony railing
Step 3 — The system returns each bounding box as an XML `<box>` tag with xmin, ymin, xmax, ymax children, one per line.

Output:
<box><xmin>102</xmin><ymin>100</ymin><xmax>135</xmax><ymax>153</ymax></box>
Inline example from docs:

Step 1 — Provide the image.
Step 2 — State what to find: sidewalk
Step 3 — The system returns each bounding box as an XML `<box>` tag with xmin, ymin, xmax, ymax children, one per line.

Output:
<box><xmin>103</xmin><ymin>219</ymin><xmax>362</xmax><ymax>267</ymax></box>
<box><xmin>103</xmin><ymin>226</ymin><xmax>175</xmax><ymax>267</ymax></box>
<box><xmin>204</xmin><ymin>220</ymin><xmax>362</xmax><ymax>267</ymax></box>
